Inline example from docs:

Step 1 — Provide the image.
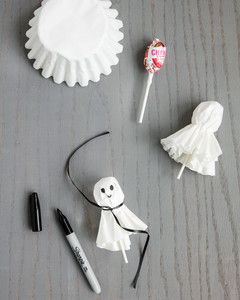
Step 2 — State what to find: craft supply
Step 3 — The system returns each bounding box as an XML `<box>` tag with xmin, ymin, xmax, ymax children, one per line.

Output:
<box><xmin>29</xmin><ymin>192</ymin><xmax>42</xmax><ymax>232</ymax></box>
<box><xmin>138</xmin><ymin>38</ymin><xmax>166</xmax><ymax>123</ymax></box>
<box><xmin>25</xmin><ymin>0</ymin><xmax>124</xmax><ymax>87</ymax></box>
<box><xmin>161</xmin><ymin>101</ymin><xmax>224</xmax><ymax>178</ymax></box>
<box><xmin>94</xmin><ymin>177</ymin><xmax>148</xmax><ymax>265</ymax></box>
<box><xmin>66</xmin><ymin>131</ymin><xmax>150</xmax><ymax>288</ymax></box>
<box><xmin>56</xmin><ymin>209</ymin><xmax>101</xmax><ymax>294</ymax></box>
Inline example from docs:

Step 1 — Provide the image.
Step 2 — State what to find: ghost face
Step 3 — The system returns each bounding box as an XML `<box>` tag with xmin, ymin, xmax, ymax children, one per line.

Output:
<box><xmin>93</xmin><ymin>177</ymin><xmax>124</xmax><ymax>208</ymax></box>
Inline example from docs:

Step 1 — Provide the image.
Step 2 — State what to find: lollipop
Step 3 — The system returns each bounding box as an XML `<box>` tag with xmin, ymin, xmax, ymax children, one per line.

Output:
<box><xmin>137</xmin><ymin>39</ymin><xmax>166</xmax><ymax>123</ymax></box>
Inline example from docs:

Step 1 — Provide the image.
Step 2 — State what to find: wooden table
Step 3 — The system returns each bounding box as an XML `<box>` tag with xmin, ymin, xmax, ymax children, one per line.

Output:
<box><xmin>1</xmin><ymin>0</ymin><xmax>240</xmax><ymax>299</ymax></box>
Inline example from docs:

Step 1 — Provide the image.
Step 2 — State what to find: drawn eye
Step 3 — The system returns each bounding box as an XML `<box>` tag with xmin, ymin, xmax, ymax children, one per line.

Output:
<box><xmin>110</xmin><ymin>185</ymin><xmax>114</xmax><ymax>190</ymax></box>
<box><xmin>101</xmin><ymin>188</ymin><xmax>105</xmax><ymax>193</ymax></box>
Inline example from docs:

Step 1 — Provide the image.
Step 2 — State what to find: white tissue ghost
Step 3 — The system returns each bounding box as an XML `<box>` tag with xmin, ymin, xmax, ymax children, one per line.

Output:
<box><xmin>93</xmin><ymin>177</ymin><xmax>147</xmax><ymax>253</ymax></box>
<box><xmin>161</xmin><ymin>101</ymin><xmax>223</xmax><ymax>177</ymax></box>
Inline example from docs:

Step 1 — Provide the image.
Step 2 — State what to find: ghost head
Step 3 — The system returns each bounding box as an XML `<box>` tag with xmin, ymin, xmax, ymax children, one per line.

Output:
<box><xmin>191</xmin><ymin>101</ymin><xmax>223</xmax><ymax>132</ymax></box>
<box><xmin>93</xmin><ymin>177</ymin><xmax>124</xmax><ymax>208</ymax></box>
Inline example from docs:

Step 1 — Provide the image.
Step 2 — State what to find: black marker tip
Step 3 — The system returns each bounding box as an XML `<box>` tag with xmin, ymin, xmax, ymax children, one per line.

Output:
<box><xmin>56</xmin><ymin>208</ymin><xmax>62</xmax><ymax>215</ymax></box>
<box><xmin>56</xmin><ymin>209</ymin><xmax>65</xmax><ymax>222</ymax></box>
<box><xmin>56</xmin><ymin>208</ymin><xmax>73</xmax><ymax>235</ymax></box>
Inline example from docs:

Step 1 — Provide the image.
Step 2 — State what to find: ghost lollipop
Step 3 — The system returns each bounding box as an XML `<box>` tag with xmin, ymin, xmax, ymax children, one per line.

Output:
<box><xmin>94</xmin><ymin>177</ymin><xmax>148</xmax><ymax>265</ymax></box>
<box><xmin>66</xmin><ymin>132</ymin><xmax>150</xmax><ymax>288</ymax></box>
<box><xmin>161</xmin><ymin>101</ymin><xmax>224</xmax><ymax>179</ymax></box>
<box><xmin>138</xmin><ymin>38</ymin><xmax>167</xmax><ymax>123</ymax></box>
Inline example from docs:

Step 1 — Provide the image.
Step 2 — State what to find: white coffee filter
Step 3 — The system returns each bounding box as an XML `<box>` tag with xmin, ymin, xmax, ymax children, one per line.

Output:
<box><xmin>25</xmin><ymin>0</ymin><xmax>124</xmax><ymax>87</ymax></box>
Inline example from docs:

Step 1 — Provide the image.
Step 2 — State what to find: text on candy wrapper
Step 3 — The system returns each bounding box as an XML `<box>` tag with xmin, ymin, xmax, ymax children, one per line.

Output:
<box><xmin>151</xmin><ymin>49</ymin><xmax>166</xmax><ymax>57</ymax></box>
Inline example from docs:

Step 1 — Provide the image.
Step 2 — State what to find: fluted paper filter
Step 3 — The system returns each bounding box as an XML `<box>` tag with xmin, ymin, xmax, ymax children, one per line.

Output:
<box><xmin>25</xmin><ymin>0</ymin><xmax>124</xmax><ymax>87</ymax></box>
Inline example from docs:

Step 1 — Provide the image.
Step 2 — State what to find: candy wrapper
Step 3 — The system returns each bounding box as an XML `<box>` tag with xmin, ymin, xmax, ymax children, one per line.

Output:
<box><xmin>138</xmin><ymin>39</ymin><xmax>166</xmax><ymax>123</ymax></box>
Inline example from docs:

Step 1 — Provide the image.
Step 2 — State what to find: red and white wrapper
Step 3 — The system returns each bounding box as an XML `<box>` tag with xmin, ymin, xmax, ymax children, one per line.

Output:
<box><xmin>144</xmin><ymin>39</ymin><xmax>166</xmax><ymax>73</ymax></box>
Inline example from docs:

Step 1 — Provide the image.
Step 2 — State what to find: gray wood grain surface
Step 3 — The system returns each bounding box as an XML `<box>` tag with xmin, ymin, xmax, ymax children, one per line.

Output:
<box><xmin>1</xmin><ymin>0</ymin><xmax>240</xmax><ymax>299</ymax></box>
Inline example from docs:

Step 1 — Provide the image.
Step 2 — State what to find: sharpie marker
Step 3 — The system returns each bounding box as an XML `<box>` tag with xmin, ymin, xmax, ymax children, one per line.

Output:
<box><xmin>56</xmin><ymin>209</ymin><xmax>101</xmax><ymax>294</ymax></box>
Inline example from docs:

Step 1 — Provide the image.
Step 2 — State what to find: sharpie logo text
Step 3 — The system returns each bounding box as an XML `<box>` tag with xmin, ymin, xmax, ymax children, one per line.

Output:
<box><xmin>74</xmin><ymin>247</ymin><xmax>88</xmax><ymax>273</ymax></box>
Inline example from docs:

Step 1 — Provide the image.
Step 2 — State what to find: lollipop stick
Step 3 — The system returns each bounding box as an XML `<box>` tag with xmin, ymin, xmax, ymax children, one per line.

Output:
<box><xmin>177</xmin><ymin>155</ymin><xmax>189</xmax><ymax>179</ymax></box>
<box><xmin>119</xmin><ymin>240</ymin><xmax>128</xmax><ymax>263</ymax></box>
<box><xmin>177</xmin><ymin>164</ymin><xmax>185</xmax><ymax>180</ymax></box>
<box><xmin>138</xmin><ymin>73</ymin><xmax>154</xmax><ymax>123</ymax></box>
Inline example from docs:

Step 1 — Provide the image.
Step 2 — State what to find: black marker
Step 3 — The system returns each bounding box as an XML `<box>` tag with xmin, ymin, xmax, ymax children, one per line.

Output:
<box><xmin>56</xmin><ymin>209</ymin><xmax>101</xmax><ymax>294</ymax></box>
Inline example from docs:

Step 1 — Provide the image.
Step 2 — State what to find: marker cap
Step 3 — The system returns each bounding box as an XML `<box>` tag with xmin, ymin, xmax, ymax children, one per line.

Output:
<box><xmin>29</xmin><ymin>192</ymin><xmax>42</xmax><ymax>232</ymax></box>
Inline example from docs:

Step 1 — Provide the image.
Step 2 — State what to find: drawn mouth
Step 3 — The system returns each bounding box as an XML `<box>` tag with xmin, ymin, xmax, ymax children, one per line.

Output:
<box><xmin>107</xmin><ymin>194</ymin><xmax>112</xmax><ymax>198</ymax></box>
